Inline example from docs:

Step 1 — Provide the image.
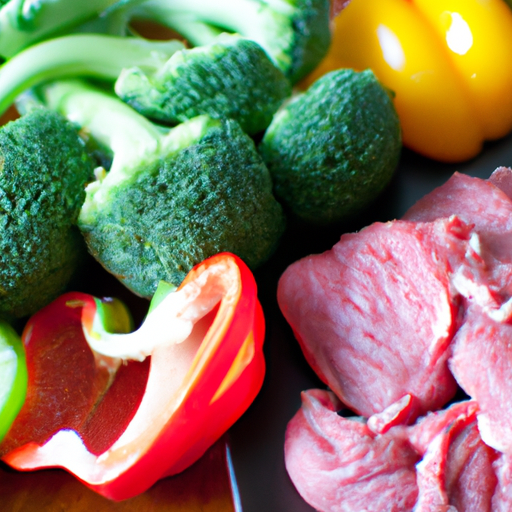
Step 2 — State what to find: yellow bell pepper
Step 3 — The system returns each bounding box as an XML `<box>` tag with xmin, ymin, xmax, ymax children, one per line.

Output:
<box><xmin>306</xmin><ymin>0</ymin><xmax>512</xmax><ymax>163</ymax></box>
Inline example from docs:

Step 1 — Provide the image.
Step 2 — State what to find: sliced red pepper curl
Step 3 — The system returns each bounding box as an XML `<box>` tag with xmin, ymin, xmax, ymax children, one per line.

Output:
<box><xmin>0</xmin><ymin>252</ymin><xmax>265</xmax><ymax>501</ymax></box>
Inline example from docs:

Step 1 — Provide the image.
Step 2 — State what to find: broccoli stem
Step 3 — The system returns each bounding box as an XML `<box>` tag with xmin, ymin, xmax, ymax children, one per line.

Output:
<box><xmin>42</xmin><ymin>79</ymin><xmax>212</xmax><ymax>222</ymax></box>
<box><xmin>43</xmin><ymin>79</ymin><xmax>165</xmax><ymax>179</ymax></box>
<box><xmin>127</xmin><ymin>0</ymin><xmax>293</xmax><ymax>72</ymax></box>
<box><xmin>0</xmin><ymin>0</ymin><xmax>144</xmax><ymax>57</ymax></box>
<box><xmin>132</xmin><ymin>9</ymin><xmax>223</xmax><ymax>46</ymax></box>
<box><xmin>0</xmin><ymin>33</ymin><xmax>184</xmax><ymax>118</ymax></box>
<box><xmin>134</xmin><ymin>0</ymin><xmax>270</xmax><ymax>34</ymax></box>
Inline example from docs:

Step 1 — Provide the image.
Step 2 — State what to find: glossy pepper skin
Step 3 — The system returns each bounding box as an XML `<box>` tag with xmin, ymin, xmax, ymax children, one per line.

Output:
<box><xmin>0</xmin><ymin>253</ymin><xmax>265</xmax><ymax>501</ymax></box>
<box><xmin>307</xmin><ymin>0</ymin><xmax>512</xmax><ymax>163</ymax></box>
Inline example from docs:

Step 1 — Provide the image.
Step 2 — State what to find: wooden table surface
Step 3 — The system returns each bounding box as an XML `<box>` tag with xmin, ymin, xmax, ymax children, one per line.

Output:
<box><xmin>0</xmin><ymin>438</ymin><xmax>237</xmax><ymax>512</ymax></box>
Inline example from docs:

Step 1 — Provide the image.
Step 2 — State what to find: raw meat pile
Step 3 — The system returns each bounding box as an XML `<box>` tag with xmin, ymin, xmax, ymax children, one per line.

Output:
<box><xmin>278</xmin><ymin>167</ymin><xmax>512</xmax><ymax>511</ymax></box>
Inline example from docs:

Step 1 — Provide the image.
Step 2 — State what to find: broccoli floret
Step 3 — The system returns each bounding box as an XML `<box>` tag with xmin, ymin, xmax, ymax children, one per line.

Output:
<box><xmin>0</xmin><ymin>107</ymin><xmax>95</xmax><ymax>320</ymax></box>
<box><xmin>259</xmin><ymin>68</ymin><xmax>402</xmax><ymax>225</ymax></box>
<box><xmin>118</xmin><ymin>0</ymin><xmax>331</xmax><ymax>84</ymax></box>
<box><xmin>116</xmin><ymin>33</ymin><xmax>292</xmax><ymax>134</ymax></box>
<box><xmin>0</xmin><ymin>32</ymin><xmax>291</xmax><ymax>136</ymax></box>
<box><xmin>41</xmin><ymin>79</ymin><xmax>285</xmax><ymax>297</ymax></box>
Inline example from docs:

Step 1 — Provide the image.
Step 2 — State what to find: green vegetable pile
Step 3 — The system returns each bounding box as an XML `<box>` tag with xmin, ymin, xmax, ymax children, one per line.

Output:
<box><xmin>43</xmin><ymin>79</ymin><xmax>285</xmax><ymax>296</ymax></box>
<box><xmin>0</xmin><ymin>0</ymin><xmax>401</xmax><ymax>322</ymax></box>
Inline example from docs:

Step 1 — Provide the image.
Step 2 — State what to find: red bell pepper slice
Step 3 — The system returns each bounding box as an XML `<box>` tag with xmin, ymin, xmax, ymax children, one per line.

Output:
<box><xmin>0</xmin><ymin>252</ymin><xmax>265</xmax><ymax>501</ymax></box>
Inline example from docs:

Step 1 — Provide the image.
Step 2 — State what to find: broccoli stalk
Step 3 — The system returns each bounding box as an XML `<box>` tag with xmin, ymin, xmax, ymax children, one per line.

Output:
<box><xmin>0</xmin><ymin>33</ymin><xmax>184</xmax><ymax>119</ymax></box>
<box><xmin>0</xmin><ymin>0</ymin><xmax>330</xmax><ymax>83</ymax></box>
<box><xmin>0</xmin><ymin>31</ymin><xmax>291</xmax><ymax>135</ymax></box>
<box><xmin>127</xmin><ymin>8</ymin><xmax>224</xmax><ymax>45</ymax></box>
<box><xmin>114</xmin><ymin>0</ymin><xmax>331</xmax><ymax>83</ymax></box>
<box><xmin>41</xmin><ymin>79</ymin><xmax>286</xmax><ymax>297</ymax></box>
<box><xmin>0</xmin><ymin>0</ymin><xmax>146</xmax><ymax>58</ymax></box>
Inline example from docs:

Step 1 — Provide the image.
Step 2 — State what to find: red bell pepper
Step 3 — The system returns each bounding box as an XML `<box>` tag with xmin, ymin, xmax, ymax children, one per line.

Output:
<box><xmin>0</xmin><ymin>252</ymin><xmax>265</xmax><ymax>501</ymax></box>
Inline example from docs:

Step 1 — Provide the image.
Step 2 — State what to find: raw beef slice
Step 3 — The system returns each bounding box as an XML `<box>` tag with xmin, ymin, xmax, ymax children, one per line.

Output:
<box><xmin>285</xmin><ymin>393</ymin><xmax>498</xmax><ymax>512</ymax></box>
<box><xmin>284</xmin><ymin>389</ymin><xmax>420</xmax><ymax>512</ymax></box>
<box><xmin>277</xmin><ymin>217</ymin><xmax>474</xmax><ymax>418</ymax></box>
<box><xmin>408</xmin><ymin>401</ymin><xmax>497</xmax><ymax>512</ymax></box>
<box><xmin>449</xmin><ymin>303</ymin><xmax>512</xmax><ymax>455</ymax></box>
<box><xmin>404</xmin><ymin>170</ymin><xmax>512</xmax><ymax>299</ymax></box>
<box><xmin>491</xmin><ymin>454</ymin><xmax>512</xmax><ymax>511</ymax></box>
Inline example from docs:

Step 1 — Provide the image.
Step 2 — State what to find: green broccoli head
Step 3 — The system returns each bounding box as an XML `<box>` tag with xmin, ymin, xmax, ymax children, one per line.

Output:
<box><xmin>0</xmin><ymin>108</ymin><xmax>95</xmax><ymax>320</ymax></box>
<box><xmin>80</xmin><ymin>116</ymin><xmax>285</xmax><ymax>295</ymax></box>
<box><xmin>42</xmin><ymin>79</ymin><xmax>285</xmax><ymax>297</ymax></box>
<box><xmin>123</xmin><ymin>0</ymin><xmax>331</xmax><ymax>84</ymax></box>
<box><xmin>115</xmin><ymin>33</ymin><xmax>292</xmax><ymax>135</ymax></box>
<box><xmin>259</xmin><ymin>68</ymin><xmax>402</xmax><ymax>225</ymax></box>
